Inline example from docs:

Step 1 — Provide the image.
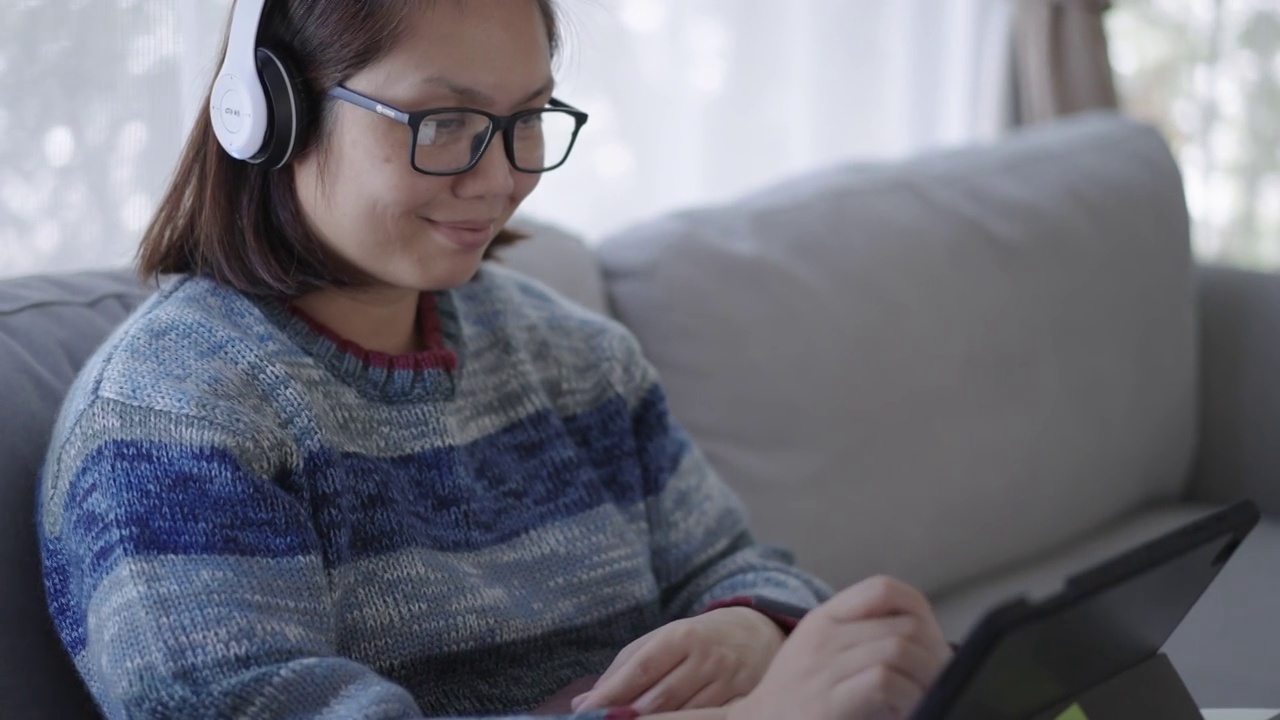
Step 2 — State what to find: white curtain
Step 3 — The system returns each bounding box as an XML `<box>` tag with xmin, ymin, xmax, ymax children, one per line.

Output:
<box><xmin>525</xmin><ymin>0</ymin><xmax>1015</xmax><ymax>238</ymax></box>
<box><xmin>0</xmin><ymin>0</ymin><xmax>1014</xmax><ymax>280</ymax></box>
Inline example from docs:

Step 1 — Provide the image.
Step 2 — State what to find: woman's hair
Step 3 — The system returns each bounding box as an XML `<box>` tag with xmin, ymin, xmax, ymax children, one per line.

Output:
<box><xmin>137</xmin><ymin>0</ymin><xmax>560</xmax><ymax>297</ymax></box>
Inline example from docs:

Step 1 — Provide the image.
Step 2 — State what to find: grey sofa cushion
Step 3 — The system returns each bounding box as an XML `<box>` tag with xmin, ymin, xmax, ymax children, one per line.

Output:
<box><xmin>932</xmin><ymin>503</ymin><xmax>1280</xmax><ymax>707</ymax></box>
<box><xmin>1192</xmin><ymin>264</ymin><xmax>1280</xmax><ymax>517</ymax></box>
<box><xmin>503</xmin><ymin>217</ymin><xmax>612</xmax><ymax>317</ymax></box>
<box><xmin>597</xmin><ymin>112</ymin><xmax>1198</xmax><ymax>595</ymax></box>
<box><xmin>0</xmin><ymin>269</ymin><xmax>152</xmax><ymax>719</ymax></box>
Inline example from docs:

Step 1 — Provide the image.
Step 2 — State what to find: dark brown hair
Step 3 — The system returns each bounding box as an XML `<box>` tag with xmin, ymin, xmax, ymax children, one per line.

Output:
<box><xmin>137</xmin><ymin>0</ymin><xmax>560</xmax><ymax>297</ymax></box>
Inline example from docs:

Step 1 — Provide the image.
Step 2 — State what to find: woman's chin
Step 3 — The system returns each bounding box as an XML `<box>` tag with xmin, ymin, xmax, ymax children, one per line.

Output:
<box><xmin>402</xmin><ymin>254</ymin><xmax>487</xmax><ymax>292</ymax></box>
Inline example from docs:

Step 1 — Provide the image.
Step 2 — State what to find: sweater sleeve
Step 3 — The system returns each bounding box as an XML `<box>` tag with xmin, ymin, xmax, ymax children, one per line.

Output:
<box><xmin>601</xmin><ymin>332</ymin><xmax>834</xmax><ymax>625</ymax></box>
<box><xmin>37</xmin><ymin>398</ymin><xmax>633</xmax><ymax>720</ymax></box>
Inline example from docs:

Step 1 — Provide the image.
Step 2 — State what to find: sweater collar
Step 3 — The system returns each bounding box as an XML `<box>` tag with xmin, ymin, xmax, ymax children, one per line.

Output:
<box><xmin>255</xmin><ymin>290</ymin><xmax>464</xmax><ymax>403</ymax></box>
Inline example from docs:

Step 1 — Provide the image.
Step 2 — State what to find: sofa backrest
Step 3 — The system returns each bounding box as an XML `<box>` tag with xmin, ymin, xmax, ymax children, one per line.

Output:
<box><xmin>597</xmin><ymin>112</ymin><xmax>1198</xmax><ymax>595</ymax></box>
<box><xmin>0</xmin><ymin>270</ymin><xmax>153</xmax><ymax>719</ymax></box>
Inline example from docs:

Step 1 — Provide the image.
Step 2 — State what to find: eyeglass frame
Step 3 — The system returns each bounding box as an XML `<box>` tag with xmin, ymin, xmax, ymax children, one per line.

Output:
<box><xmin>326</xmin><ymin>85</ymin><xmax>589</xmax><ymax>177</ymax></box>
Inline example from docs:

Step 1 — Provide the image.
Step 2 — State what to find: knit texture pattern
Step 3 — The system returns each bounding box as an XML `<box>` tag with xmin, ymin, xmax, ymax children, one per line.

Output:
<box><xmin>38</xmin><ymin>265</ymin><xmax>831</xmax><ymax>720</ymax></box>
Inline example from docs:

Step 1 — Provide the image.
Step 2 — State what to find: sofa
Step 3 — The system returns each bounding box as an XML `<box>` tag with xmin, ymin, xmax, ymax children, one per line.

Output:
<box><xmin>1</xmin><ymin>112</ymin><xmax>1276</xmax><ymax>718</ymax></box>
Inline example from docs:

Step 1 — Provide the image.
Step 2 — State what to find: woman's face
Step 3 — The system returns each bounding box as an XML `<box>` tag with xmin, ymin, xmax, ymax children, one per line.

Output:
<box><xmin>294</xmin><ymin>0</ymin><xmax>552</xmax><ymax>292</ymax></box>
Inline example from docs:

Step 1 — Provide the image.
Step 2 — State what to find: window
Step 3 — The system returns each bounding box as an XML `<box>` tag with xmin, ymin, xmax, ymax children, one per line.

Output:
<box><xmin>0</xmin><ymin>1</ymin><xmax>212</xmax><ymax>278</ymax></box>
<box><xmin>1108</xmin><ymin>0</ymin><xmax>1280</xmax><ymax>269</ymax></box>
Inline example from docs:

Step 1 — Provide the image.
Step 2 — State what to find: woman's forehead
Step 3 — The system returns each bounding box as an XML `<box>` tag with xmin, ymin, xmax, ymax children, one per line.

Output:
<box><xmin>360</xmin><ymin>0</ymin><xmax>554</xmax><ymax>106</ymax></box>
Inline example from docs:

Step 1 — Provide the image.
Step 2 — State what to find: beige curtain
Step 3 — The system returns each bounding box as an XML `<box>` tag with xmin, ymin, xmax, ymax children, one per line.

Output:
<box><xmin>1014</xmin><ymin>0</ymin><xmax>1119</xmax><ymax>124</ymax></box>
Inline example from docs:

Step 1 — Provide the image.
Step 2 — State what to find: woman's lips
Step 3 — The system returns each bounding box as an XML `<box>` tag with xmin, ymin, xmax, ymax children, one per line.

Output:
<box><xmin>423</xmin><ymin>218</ymin><xmax>496</xmax><ymax>251</ymax></box>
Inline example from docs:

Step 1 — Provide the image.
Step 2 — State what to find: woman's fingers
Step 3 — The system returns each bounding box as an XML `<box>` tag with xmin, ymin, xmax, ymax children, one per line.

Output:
<box><xmin>832</xmin><ymin>663</ymin><xmax>928</xmax><ymax>720</ymax></box>
<box><xmin>593</xmin><ymin>629</ymin><xmax>655</xmax><ymax>687</ymax></box>
<box><xmin>830</xmin><ymin>633</ymin><xmax>942</xmax><ymax>691</ymax></box>
<box><xmin>822</xmin><ymin>576</ymin><xmax>933</xmax><ymax>625</ymax></box>
<box><xmin>679</xmin><ymin>674</ymin><xmax>739</xmax><ymax>712</ymax></box>
<box><xmin>575</xmin><ymin>631</ymin><xmax>688</xmax><ymax>710</ymax></box>
<box><xmin>631</xmin><ymin>659</ymin><xmax>722</xmax><ymax>714</ymax></box>
<box><xmin>825</xmin><ymin>615</ymin><xmax>920</xmax><ymax>653</ymax></box>
<box><xmin>812</xmin><ymin>577</ymin><xmax>952</xmax><ymax>661</ymax></box>
<box><xmin>819</xmin><ymin>618</ymin><xmax>942</xmax><ymax>719</ymax></box>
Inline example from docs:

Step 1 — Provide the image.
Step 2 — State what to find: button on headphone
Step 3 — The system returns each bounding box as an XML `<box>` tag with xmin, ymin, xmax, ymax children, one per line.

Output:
<box><xmin>218</xmin><ymin>88</ymin><xmax>248</xmax><ymax>134</ymax></box>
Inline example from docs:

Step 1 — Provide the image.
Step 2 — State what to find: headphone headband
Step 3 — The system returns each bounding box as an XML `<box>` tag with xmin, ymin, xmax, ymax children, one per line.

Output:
<box><xmin>225</xmin><ymin>0</ymin><xmax>268</xmax><ymax>76</ymax></box>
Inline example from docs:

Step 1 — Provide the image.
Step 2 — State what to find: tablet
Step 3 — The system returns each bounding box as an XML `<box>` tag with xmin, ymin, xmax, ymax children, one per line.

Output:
<box><xmin>911</xmin><ymin>500</ymin><xmax>1261</xmax><ymax>720</ymax></box>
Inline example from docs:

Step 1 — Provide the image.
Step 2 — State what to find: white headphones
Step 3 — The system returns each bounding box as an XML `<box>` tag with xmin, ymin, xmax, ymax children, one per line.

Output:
<box><xmin>209</xmin><ymin>0</ymin><xmax>304</xmax><ymax>169</ymax></box>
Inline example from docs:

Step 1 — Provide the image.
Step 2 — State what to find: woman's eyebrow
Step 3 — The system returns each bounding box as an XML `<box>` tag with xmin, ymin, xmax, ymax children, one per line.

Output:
<box><xmin>420</xmin><ymin>75</ymin><xmax>557</xmax><ymax>106</ymax></box>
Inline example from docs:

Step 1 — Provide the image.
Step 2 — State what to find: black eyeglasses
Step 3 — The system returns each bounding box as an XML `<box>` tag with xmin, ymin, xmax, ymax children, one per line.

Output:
<box><xmin>328</xmin><ymin>86</ymin><xmax>589</xmax><ymax>176</ymax></box>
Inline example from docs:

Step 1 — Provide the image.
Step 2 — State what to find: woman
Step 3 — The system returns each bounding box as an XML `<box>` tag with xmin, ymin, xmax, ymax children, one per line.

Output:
<box><xmin>38</xmin><ymin>1</ymin><xmax>953</xmax><ymax>718</ymax></box>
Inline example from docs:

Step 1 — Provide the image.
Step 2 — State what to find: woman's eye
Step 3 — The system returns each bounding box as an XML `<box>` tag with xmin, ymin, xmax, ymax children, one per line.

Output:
<box><xmin>425</xmin><ymin>118</ymin><xmax>464</xmax><ymax>134</ymax></box>
<box><xmin>418</xmin><ymin>115</ymin><xmax>473</xmax><ymax>146</ymax></box>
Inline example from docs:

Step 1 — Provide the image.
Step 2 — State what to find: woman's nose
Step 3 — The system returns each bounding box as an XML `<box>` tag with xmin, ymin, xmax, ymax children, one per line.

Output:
<box><xmin>454</xmin><ymin>132</ymin><xmax>516</xmax><ymax>198</ymax></box>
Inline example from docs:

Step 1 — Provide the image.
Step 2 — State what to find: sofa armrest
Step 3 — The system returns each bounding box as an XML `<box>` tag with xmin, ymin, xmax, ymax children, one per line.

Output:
<box><xmin>1189</xmin><ymin>264</ymin><xmax>1280</xmax><ymax>516</ymax></box>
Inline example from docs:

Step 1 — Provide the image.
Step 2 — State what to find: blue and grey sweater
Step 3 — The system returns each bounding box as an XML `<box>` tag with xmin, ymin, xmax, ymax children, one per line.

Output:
<box><xmin>37</xmin><ymin>265</ymin><xmax>831</xmax><ymax>720</ymax></box>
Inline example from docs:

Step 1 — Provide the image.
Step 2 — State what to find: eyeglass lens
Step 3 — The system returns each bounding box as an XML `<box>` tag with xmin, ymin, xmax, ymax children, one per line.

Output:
<box><xmin>414</xmin><ymin>110</ymin><xmax>578</xmax><ymax>173</ymax></box>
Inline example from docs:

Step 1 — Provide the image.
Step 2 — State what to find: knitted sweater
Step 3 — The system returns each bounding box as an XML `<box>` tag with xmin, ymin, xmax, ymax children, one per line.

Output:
<box><xmin>38</xmin><ymin>265</ymin><xmax>832</xmax><ymax>720</ymax></box>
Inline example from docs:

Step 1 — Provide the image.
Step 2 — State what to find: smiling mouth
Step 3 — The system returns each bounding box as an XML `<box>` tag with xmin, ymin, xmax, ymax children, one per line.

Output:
<box><xmin>422</xmin><ymin>217</ymin><xmax>497</xmax><ymax>251</ymax></box>
<box><xmin>430</xmin><ymin>219</ymin><xmax>496</xmax><ymax>232</ymax></box>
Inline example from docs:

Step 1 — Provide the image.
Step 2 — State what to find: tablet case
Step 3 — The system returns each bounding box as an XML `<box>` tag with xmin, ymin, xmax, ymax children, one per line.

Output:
<box><xmin>913</xmin><ymin>500</ymin><xmax>1260</xmax><ymax>720</ymax></box>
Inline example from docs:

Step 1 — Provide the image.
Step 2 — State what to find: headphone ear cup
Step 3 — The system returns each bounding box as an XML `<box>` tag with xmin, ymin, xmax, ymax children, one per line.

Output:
<box><xmin>251</xmin><ymin>47</ymin><xmax>306</xmax><ymax>169</ymax></box>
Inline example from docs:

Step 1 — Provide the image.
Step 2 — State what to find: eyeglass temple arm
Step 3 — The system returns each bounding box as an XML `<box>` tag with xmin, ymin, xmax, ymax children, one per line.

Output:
<box><xmin>548</xmin><ymin>97</ymin><xmax>586</xmax><ymax>116</ymax></box>
<box><xmin>328</xmin><ymin>86</ymin><xmax>412</xmax><ymax>124</ymax></box>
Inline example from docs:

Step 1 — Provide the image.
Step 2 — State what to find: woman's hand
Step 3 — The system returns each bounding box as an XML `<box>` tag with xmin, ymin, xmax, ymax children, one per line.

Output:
<box><xmin>572</xmin><ymin>606</ymin><xmax>786</xmax><ymax>715</ymax></box>
<box><xmin>727</xmin><ymin>576</ymin><xmax>953</xmax><ymax>720</ymax></box>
